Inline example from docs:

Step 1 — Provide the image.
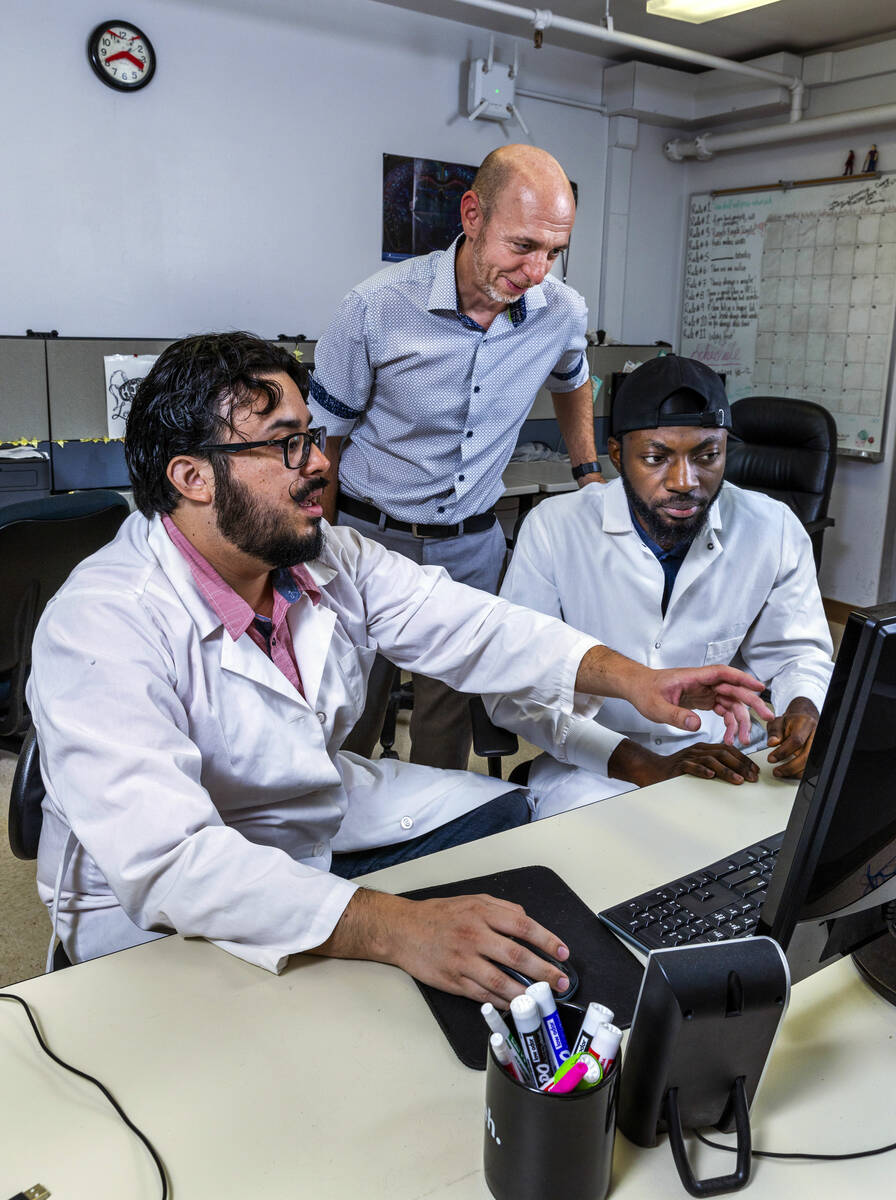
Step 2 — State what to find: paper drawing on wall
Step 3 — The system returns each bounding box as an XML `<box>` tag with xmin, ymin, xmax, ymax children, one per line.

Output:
<box><xmin>104</xmin><ymin>354</ymin><xmax>157</xmax><ymax>437</ymax></box>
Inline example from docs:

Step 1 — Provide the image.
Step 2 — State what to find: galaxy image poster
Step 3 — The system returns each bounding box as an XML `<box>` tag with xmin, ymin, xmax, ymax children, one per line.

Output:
<box><xmin>382</xmin><ymin>153</ymin><xmax>476</xmax><ymax>262</ymax></box>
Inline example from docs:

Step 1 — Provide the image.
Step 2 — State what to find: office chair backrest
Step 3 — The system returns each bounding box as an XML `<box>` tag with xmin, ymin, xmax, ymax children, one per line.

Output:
<box><xmin>724</xmin><ymin>397</ymin><xmax>837</xmax><ymax>570</ymax></box>
<box><xmin>724</xmin><ymin>397</ymin><xmax>836</xmax><ymax>526</ymax></box>
<box><xmin>0</xmin><ymin>490</ymin><xmax>130</xmax><ymax>739</ymax></box>
<box><xmin>8</xmin><ymin>724</ymin><xmax>44</xmax><ymax>859</ymax></box>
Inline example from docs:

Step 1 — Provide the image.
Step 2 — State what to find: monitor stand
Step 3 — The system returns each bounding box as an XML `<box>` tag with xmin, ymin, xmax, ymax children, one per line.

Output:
<box><xmin>852</xmin><ymin>932</ymin><xmax>896</xmax><ymax>1007</ymax></box>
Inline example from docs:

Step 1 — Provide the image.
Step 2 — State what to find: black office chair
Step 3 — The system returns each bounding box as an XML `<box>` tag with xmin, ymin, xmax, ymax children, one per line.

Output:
<box><xmin>0</xmin><ymin>490</ymin><xmax>130</xmax><ymax>748</ymax></box>
<box><xmin>724</xmin><ymin>397</ymin><xmax>837</xmax><ymax>571</ymax></box>
<box><xmin>8</xmin><ymin>725</ymin><xmax>71</xmax><ymax>969</ymax></box>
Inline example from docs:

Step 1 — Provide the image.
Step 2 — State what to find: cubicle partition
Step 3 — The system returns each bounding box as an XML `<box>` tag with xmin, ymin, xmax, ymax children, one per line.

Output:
<box><xmin>0</xmin><ymin>335</ymin><xmax>316</xmax><ymax>505</ymax></box>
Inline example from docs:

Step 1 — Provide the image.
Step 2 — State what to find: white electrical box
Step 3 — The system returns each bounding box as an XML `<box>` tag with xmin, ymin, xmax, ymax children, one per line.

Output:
<box><xmin>467</xmin><ymin>57</ymin><xmax>516</xmax><ymax>121</ymax></box>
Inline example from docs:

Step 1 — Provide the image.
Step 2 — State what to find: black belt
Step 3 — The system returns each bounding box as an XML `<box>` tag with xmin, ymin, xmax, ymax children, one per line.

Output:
<box><xmin>338</xmin><ymin>494</ymin><xmax>496</xmax><ymax>539</ymax></box>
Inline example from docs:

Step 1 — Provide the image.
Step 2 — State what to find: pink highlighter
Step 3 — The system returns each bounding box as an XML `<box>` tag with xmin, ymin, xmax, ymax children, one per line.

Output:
<box><xmin>544</xmin><ymin>1057</ymin><xmax>590</xmax><ymax>1094</ymax></box>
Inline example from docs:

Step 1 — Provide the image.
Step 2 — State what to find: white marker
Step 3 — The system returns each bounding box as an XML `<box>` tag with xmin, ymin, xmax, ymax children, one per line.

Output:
<box><xmin>490</xmin><ymin>1032</ymin><xmax>524</xmax><ymax>1082</ymax></box>
<box><xmin>571</xmin><ymin>1002</ymin><xmax>615</xmax><ymax>1056</ymax></box>
<box><xmin>481</xmin><ymin>1003</ymin><xmax>532</xmax><ymax>1083</ymax></box>
<box><xmin>510</xmin><ymin>994</ymin><xmax>554</xmax><ymax>1090</ymax></box>
<box><xmin>587</xmin><ymin>1022</ymin><xmax>623</xmax><ymax>1073</ymax></box>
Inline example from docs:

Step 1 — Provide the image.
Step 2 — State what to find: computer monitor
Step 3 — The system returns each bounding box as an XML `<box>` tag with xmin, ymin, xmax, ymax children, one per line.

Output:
<box><xmin>757</xmin><ymin>601</ymin><xmax>896</xmax><ymax>1002</ymax></box>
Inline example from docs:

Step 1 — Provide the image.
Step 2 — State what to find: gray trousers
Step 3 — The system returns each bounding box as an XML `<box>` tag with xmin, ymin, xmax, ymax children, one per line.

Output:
<box><xmin>337</xmin><ymin>507</ymin><xmax>507</xmax><ymax>770</ymax></box>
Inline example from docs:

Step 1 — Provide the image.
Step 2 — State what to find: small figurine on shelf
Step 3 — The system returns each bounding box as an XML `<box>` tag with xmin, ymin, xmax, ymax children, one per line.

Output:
<box><xmin>843</xmin><ymin>149</ymin><xmax>855</xmax><ymax>176</ymax></box>
<box><xmin>863</xmin><ymin>144</ymin><xmax>879</xmax><ymax>173</ymax></box>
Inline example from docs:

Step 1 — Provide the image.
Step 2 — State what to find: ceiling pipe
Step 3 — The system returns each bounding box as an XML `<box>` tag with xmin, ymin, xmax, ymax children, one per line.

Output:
<box><xmin>665</xmin><ymin>102</ymin><xmax>896</xmax><ymax>160</ymax></box>
<box><xmin>451</xmin><ymin>0</ymin><xmax>805</xmax><ymax>120</ymax></box>
<box><xmin>516</xmin><ymin>86</ymin><xmax>606</xmax><ymax>113</ymax></box>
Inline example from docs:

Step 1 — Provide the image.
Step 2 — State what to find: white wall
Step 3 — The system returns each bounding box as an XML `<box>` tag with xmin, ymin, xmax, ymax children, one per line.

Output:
<box><xmin>621</xmin><ymin>110</ymin><xmax>896</xmax><ymax>607</ymax></box>
<box><xmin>1</xmin><ymin>0</ymin><xmax>608</xmax><ymax>340</ymax></box>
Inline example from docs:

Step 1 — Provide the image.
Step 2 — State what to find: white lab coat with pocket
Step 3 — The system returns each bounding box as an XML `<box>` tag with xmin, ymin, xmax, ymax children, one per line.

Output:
<box><xmin>486</xmin><ymin>479</ymin><xmax>834</xmax><ymax>816</ymax></box>
<box><xmin>27</xmin><ymin>513</ymin><xmax>598</xmax><ymax>972</ymax></box>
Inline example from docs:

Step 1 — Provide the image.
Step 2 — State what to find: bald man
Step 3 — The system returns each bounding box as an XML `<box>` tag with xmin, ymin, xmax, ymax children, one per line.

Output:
<box><xmin>309</xmin><ymin>145</ymin><xmax>603</xmax><ymax>771</ymax></box>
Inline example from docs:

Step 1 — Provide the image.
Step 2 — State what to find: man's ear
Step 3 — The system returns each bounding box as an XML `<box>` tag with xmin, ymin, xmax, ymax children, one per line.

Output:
<box><xmin>459</xmin><ymin>189</ymin><xmax>485</xmax><ymax>240</ymax></box>
<box><xmin>167</xmin><ymin>455</ymin><xmax>215</xmax><ymax>505</ymax></box>
<box><xmin>607</xmin><ymin>436</ymin><xmax>622</xmax><ymax>474</ymax></box>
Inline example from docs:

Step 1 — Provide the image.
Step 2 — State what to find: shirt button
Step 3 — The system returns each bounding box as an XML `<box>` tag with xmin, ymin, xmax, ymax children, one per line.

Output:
<box><xmin>473</xmin><ymin>385</ymin><xmax>480</xmax><ymax>393</ymax></box>
<box><xmin>437</xmin><ymin>505</ymin><xmax>445</xmax><ymax>513</ymax></box>
<box><xmin>654</xmin><ymin>641</ymin><xmax>661</xmax><ymax>649</ymax></box>
<box><xmin>466</xmin><ymin>430</ymin><xmax>473</xmax><ymax>438</ymax></box>
<box><xmin>458</xmin><ymin>474</ymin><xmax>465</xmax><ymax>482</ymax></box>
<box><xmin>316</xmin><ymin>711</ymin><xmax>326</xmax><ymax>723</ymax></box>
<box><xmin>655</xmin><ymin>738</ymin><xmax>663</xmax><ymax>746</ymax></box>
<box><xmin>400</xmin><ymin>816</ymin><xmax>414</xmax><ymax>831</ymax></box>
<box><xmin>708</xmin><ymin>542</ymin><xmax>715</xmax><ymax>549</ymax></box>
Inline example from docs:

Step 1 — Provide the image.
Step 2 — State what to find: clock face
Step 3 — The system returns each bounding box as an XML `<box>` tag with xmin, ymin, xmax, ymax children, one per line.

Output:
<box><xmin>87</xmin><ymin>21</ymin><xmax>156</xmax><ymax>91</ymax></box>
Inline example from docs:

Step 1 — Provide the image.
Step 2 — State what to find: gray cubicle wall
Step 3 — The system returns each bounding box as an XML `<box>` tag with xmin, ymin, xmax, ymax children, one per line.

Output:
<box><xmin>46</xmin><ymin>338</ymin><xmax>175</xmax><ymax>439</ymax></box>
<box><xmin>0</xmin><ymin>336</ymin><xmax>50</xmax><ymax>441</ymax></box>
<box><xmin>45</xmin><ymin>337</ymin><xmax>316</xmax><ymax>439</ymax></box>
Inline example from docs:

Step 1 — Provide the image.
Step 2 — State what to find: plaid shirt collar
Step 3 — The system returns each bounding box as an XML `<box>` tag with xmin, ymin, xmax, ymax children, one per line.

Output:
<box><xmin>161</xmin><ymin>513</ymin><xmax>320</xmax><ymax>641</ymax></box>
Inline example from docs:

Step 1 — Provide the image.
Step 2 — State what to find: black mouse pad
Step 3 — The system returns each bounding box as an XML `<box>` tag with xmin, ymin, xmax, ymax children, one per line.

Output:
<box><xmin>402</xmin><ymin>864</ymin><xmax>644</xmax><ymax>1070</ymax></box>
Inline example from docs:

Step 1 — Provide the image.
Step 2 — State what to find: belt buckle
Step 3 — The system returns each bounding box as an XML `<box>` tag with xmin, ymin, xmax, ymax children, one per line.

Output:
<box><xmin>410</xmin><ymin>523</ymin><xmax>424</xmax><ymax>538</ymax></box>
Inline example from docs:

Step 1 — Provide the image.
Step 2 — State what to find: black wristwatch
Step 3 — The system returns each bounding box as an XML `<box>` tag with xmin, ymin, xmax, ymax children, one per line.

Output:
<box><xmin>572</xmin><ymin>460</ymin><xmax>602</xmax><ymax>480</ymax></box>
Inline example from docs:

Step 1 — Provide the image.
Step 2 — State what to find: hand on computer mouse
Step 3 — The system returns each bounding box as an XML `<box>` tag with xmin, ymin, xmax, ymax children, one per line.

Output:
<box><xmin>375</xmin><ymin>891</ymin><xmax>570</xmax><ymax>1006</ymax></box>
<box><xmin>496</xmin><ymin>941</ymin><xmax>579</xmax><ymax>1002</ymax></box>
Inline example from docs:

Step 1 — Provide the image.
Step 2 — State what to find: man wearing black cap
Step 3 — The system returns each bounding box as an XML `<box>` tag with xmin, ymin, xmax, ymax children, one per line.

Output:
<box><xmin>485</xmin><ymin>354</ymin><xmax>834</xmax><ymax>817</ymax></box>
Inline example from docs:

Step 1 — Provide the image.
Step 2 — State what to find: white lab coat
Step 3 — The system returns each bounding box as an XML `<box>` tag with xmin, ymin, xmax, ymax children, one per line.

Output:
<box><xmin>28</xmin><ymin>513</ymin><xmax>598</xmax><ymax>972</ymax></box>
<box><xmin>487</xmin><ymin>479</ymin><xmax>833</xmax><ymax>816</ymax></box>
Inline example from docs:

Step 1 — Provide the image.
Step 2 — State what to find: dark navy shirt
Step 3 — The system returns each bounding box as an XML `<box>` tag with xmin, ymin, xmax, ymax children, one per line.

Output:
<box><xmin>630</xmin><ymin>507</ymin><xmax>694</xmax><ymax>616</ymax></box>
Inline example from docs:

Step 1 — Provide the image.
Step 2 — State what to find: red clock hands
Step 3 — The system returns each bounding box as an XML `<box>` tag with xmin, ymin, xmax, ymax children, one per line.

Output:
<box><xmin>104</xmin><ymin>50</ymin><xmax>146</xmax><ymax>70</ymax></box>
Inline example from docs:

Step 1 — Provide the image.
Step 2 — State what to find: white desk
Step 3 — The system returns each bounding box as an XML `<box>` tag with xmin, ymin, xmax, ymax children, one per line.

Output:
<box><xmin>3</xmin><ymin>760</ymin><xmax>895</xmax><ymax>1199</ymax></box>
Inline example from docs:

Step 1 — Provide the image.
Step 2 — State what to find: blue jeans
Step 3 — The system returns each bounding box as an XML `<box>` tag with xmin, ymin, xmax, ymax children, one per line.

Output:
<box><xmin>329</xmin><ymin>789</ymin><xmax>531</xmax><ymax>879</ymax></box>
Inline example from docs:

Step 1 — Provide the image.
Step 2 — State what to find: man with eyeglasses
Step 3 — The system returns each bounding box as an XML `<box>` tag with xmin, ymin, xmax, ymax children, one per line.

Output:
<box><xmin>28</xmin><ymin>332</ymin><xmax>772</xmax><ymax>1001</ymax></box>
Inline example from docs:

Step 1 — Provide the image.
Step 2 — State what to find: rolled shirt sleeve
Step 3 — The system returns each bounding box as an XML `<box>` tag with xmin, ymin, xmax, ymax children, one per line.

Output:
<box><xmin>308</xmin><ymin>290</ymin><xmax>372</xmax><ymax>437</ymax></box>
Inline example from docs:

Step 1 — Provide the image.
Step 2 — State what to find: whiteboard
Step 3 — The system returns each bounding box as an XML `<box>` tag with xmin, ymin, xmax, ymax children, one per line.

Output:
<box><xmin>680</xmin><ymin>174</ymin><xmax>896</xmax><ymax>460</ymax></box>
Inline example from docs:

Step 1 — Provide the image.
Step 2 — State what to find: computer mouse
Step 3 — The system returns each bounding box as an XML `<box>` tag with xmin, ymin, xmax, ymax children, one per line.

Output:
<box><xmin>495</xmin><ymin>940</ymin><xmax>579</xmax><ymax>1002</ymax></box>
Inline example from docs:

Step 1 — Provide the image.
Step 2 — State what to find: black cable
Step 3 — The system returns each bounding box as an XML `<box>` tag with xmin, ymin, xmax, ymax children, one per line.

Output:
<box><xmin>694</xmin><ymin>1126</ymin><xmax>896</xmax><ymax>1161</ymax></box>
<box><xmin>0</xmin><ymin>992</ymin><xmax>168</xmax><ymax>1198</ymax></box>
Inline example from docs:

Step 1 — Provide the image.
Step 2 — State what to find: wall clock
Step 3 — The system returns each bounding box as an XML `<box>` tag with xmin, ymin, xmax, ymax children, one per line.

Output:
<box><xmin>87</xmin><ymin>21</ymin><xmax>156</xmax><ymax>92</ymax></box>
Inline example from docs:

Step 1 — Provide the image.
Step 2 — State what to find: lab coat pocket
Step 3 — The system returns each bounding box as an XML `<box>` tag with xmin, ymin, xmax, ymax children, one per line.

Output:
<box><xmin>332</xmin><ymin>644</ymin><xmax>380</xmax><ymax>737</ymax></box>
<box><xmin>702</xmin><ymin>635</ymin><xmax>743</xmax><ymax>666</ymax></box>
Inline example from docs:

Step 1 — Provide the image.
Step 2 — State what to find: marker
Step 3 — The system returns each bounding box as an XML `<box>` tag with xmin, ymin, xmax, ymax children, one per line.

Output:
<box><xmin>490</xmin><ymin>1032</ymin><xmax>525</xmax><ymax>1083</ymax></box>
<box><xmin>571</xmin><ymin>1002</ymin><xmax>615</xmax><ymax>1056</ymax></box>
<box><xmin>526</xmin><ymin>981</ymin><xmax>571</xmax><ymax>1070</ymax></box>
<box><xmin>542</xmin><ymin>1050</ymin><xmax>604</xmax><ymax>1091</ymax></box>
<box><xmin>545</xmin><ymin>1058</ymin><xmax>589</xmax><ymax>1094</ymax></box>
<box><xmin>481</xmin><ymin>1003</ymin><xmax>532</xmax><ymax>1083</ymax></box>
<box><xmin>587</xmin><ymin>1022</ymin><xmax>623</xmax><ymax>1073</ymax></box>
<box><xmin>574</xmin><ymin>1053</ymin><xmax>604</xmax><ymax>1090</ymax></box>
<box><xmin>510</xmin><ymin>994</ymin><xmax>554</xmax><ymax>1090</ymax></box>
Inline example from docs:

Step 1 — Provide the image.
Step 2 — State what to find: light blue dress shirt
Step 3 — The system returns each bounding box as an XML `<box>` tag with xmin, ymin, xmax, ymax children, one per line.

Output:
<box><xmin>309</xmin><ymin>236</ymin><xmax>589</xmax><ymax>524</ymax></box>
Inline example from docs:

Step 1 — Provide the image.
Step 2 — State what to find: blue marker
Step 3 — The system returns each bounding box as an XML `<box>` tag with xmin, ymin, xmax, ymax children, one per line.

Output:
<box><xmin>526</xmin><ymin>981</ymin><xmax>570</xmax><ymax>1071</ymax></box>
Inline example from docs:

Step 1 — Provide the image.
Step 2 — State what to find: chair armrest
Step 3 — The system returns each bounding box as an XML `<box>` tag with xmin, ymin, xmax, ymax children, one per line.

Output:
<box><xmin>469</xmin><ymin>696</ymin><xmax>518</xmax><ymax>760</ymax></box>
<box><xmin>803</xmin><ymin>516</ymin><xmax>835</xmax><ymax>535</ymax></box>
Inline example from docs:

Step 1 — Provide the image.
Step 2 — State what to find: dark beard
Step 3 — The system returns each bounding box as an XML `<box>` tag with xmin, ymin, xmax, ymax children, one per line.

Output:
<box><xmin>214</xmin><ymin>466</ymin><xmax>326</xmax><ymax>567</ymax></box>
<box><xmin>618</xmin><ymin>457</ymin><xmax>721</xmax><ymax>551</ymax></box>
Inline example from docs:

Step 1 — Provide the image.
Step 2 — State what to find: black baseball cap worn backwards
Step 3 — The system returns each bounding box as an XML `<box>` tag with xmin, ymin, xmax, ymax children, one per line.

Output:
<box><xmin>612</xmin><ymin>355</ymin><xmax>731</xmax><ymax>437</ymax></box>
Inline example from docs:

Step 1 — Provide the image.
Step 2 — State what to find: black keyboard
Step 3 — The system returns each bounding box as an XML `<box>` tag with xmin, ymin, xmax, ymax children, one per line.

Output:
<box><xmin>599</xmin><ymin>830</ymin><xmax>785</xmax><ymax>954</ymax></box>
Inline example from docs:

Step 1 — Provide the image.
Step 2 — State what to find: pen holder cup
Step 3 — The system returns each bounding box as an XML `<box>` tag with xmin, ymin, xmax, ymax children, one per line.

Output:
<box><xmin>483</xmin><ymin>1003</ymin><xmax>619</xmax><ymax>1200</ymax></box>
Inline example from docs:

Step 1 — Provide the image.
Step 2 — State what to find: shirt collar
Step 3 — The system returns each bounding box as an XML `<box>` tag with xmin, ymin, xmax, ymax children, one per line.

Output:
<box><xmin>161</xmin><ymin>513</ymin><xmax>321</xmax><ymax>642</ymax></box>
<box><xmin>427</xmin><ymin>234</ymin><xmax>546</xmax><ymax>327</ymax></box>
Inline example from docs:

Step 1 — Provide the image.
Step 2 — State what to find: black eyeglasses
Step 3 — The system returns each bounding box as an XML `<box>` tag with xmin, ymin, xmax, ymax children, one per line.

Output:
<box><xmin>199</xmin><ymin>425</ymin><xmax>327</xmax><ymax>470</ymax></box>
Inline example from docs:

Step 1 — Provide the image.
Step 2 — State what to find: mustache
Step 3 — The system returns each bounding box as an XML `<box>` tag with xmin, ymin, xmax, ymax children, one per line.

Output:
<box><xmin>289</xmin><ymin>475</ymin><xmax>329</xmax><ymax>504</ymax></box>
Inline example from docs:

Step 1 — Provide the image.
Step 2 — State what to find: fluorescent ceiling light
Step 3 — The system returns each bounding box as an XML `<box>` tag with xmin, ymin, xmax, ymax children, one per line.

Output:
<box><xmin>646</xmin><ymin>0</ymin><xmax>783</xmax><ymax>23</ymax></box>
